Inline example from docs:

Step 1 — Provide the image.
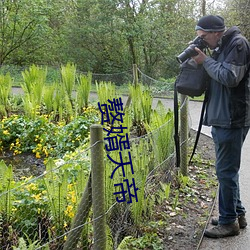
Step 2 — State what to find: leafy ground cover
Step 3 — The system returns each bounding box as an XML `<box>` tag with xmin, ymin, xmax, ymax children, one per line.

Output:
<box><xmin>0</xmin><ymin>65</ymin><xmax>217</xmax><ymax>248</ymax></box>
<box><xmin>116</xmin><ymin>131</ymin><xmax>217</xmax><ymax>250</ymax></box>
<box><xmin>3</xmin><ymin>129</ymin><xmax>217</xmax><ymax>250</ymax></box>
<box><xmin>163</xmin><ymin>131</ymin><xmax>217</xmax><ymax>250</ymax></box>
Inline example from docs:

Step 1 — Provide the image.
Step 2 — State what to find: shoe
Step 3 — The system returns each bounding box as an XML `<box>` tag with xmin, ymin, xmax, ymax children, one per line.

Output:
<box><xmin>204</xmin><ymin>222</ymin><xmax>240</xmax><ymax>238</ymax></box>
<box><xmin>211</xmin><ymin>214</ymin><xmax>247</xmax><ymax>229</ymax></box>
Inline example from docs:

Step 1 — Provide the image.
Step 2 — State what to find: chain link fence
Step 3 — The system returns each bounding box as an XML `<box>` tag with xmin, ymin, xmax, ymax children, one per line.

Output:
<box><xmin>0</xmin><ymin>65</ymin><xmax>190</xmax><ymax>249</ymax></box>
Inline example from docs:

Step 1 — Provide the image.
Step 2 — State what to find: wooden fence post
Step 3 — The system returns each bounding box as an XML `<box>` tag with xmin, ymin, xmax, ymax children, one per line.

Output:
<box><xmin>91</xmin><ymin>124</ymin><xmax>106</xmax><ymax>250</ymax></box>
<box><xmin>133</xmin><ymin>63</ymin><xmax>138</xmax><ymax>86</ymax></box>
<box><xmin>63</xmin><ymin>174</ymin><xmax>92</xmax><ymax>250</ymax></box>
<box><xmin>125</xmin><ymin>64</ymin><xmax>138</xmax><ymax>110</ymax></box>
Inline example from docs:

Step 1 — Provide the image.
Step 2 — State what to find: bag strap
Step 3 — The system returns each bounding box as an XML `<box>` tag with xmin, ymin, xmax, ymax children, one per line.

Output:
<box><xmin>188</xmin><ymin>91</ymin><xmax>208</xmax><ymax>164</ymax></box>
<box><xmin>174</xmin><ymin>80</ymin><xmax>208</xmax><ymax>167</ymax></box>
<box><xmin>174</xmin><ymin>80</ymin><xmax>180</xmax><ymax>168</ymax></box>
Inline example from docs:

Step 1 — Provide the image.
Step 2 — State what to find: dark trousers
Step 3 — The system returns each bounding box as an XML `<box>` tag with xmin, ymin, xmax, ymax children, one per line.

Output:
<box><xmin>211</xmin><ymin>126</ymin><xmax>249</xmax><ymax>225</ymax></box>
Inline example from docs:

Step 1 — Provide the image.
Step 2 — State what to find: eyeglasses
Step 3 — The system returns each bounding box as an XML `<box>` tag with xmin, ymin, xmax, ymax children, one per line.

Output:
<box><xmin>198</xmin><ymin>32</ymin><xmax>214</xmax><ymax>40</ymax></box>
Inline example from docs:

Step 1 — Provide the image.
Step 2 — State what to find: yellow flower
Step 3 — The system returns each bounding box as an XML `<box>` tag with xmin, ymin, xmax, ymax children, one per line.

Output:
<box><xmin>14</xmin><ymin>149</ymin><xmax>22</xmax><ymax>155</ymax></box>
<box><xmin>65</xmin><ymin>205</ymin><xmax>74</xmax><ymax>218</ymax></box>
<box><xmin>32</xmin><ymin>193</ymin><xmax>42</xmax><ymax>201</ymax></box>
<box><xmin>36</xmin><ymin>152</ymin><xmax>41</xmax><ymax>159</ymax></box>
<box><xmin>71</xmin><ymin>195</ymin><xmax>76</xmax><ymax>204</ymax></box>
<box><xmin>26</xmin><ymin>183</ymin><xmax>37</xmax><ymax>191</ymax></box>
<box><xmin>3</xmin><ymin>130</ymin><xmax>9</xmax><ymax>135</ymax></box>
<box><xmin>12</xmin><ymin>207</ymin><xmax>17</xmax><ymax>212</ymax></box>
<box><xmin>43</xmin><ymin>147</ymin><xmax>49</xmax><ymax>157</ymax></box>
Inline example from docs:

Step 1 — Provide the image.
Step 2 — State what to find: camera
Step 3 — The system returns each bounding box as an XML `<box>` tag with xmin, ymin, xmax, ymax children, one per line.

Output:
<box><xmin>176</xmin><ymin>36</ymin><xmax>208</xmax><ymax>64</ymax></box>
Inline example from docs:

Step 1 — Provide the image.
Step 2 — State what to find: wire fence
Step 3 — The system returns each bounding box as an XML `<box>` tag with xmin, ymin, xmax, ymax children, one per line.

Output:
<box><xmin>0</xmin><ymin>66</ymin><xmax>190</xmax><ymax>249</ymax></box>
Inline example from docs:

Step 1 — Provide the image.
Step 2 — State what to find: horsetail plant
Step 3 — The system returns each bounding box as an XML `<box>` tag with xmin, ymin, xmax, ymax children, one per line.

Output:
<box><xmin>0</xmin><ymin>73</ymin><xmax>12</xmax><ymax>117</ymax></box>
<box><xmin>21</xmin><ymin>65</ymin><xmax>47</xmax><ymax>118</ymax></box>
<box><xmin>145</xmin><ymin>100</ymin><xmax>174</xmax><ymax>164</ymax></box>
<box><xmin>129</xmin><ymin>83</ymin><xmax>153</xmax><ymax>134</ymax></box>
<box><xmin>76</xmin><ymin>72</ymin><xmax>92</xmax><ymax>113</ymax></box>
<box><xmin>43</xmin><ymin>159</ymin><xmax>69</xmax><ymax>235</ymax></box>
<box><xmin>43</xmin><ymin>84</ymin><xmax>56</xmax><ymax>114</ymax></box>
<box><xmin>96</xmin><ymin>81</ymin><xmax>118</xmax><ymax>105</ymax></box>
<box><xmin>0</xmin><ymin>161</ymin><xmax>14</xmax><ymax>223</ymax></box>
<box><xmin>60</xmin><ymin>63</ymin><xmax>76</xmax><ymax>103</ymax></box>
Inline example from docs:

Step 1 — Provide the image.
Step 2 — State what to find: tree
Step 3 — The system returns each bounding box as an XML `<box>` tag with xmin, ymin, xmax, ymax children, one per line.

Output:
<box><xmin>220</xmin><ymin>0</ymin><xmax>250</xmax><ymax>39</ymax></box>
<box><xmin>0</xmin><ymin>0</ymin><xmax>48</xmax><ymax>65</ymax></box>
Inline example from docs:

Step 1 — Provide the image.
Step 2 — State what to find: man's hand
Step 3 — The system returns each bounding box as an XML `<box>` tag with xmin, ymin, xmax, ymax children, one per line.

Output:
<box><xmin>192</xmin><ymin>47</ymin><xmax>207</xmax><ymax>64</ymax></box>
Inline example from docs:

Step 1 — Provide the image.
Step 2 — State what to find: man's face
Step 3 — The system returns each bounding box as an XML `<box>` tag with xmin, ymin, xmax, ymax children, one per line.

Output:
<box><xmin>196</xmin><ymin>30</ymin><xmax>221</xmax><ymax>49</ymax></box>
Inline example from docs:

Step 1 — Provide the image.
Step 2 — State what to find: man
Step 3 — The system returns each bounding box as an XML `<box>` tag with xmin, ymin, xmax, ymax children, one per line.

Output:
<box><xmin>192</xmin><ymin>15</ymin><xmax>250</xmax><ymax>238</ymax></box>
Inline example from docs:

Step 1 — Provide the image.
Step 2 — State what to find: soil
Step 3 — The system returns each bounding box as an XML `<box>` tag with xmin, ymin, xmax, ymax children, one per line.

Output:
<box><xmin>0</xmin><ymin>130</ymin><xmax>217</xmax><ymax>250</ymax></box>
<box><xmin>159</xmin><ymin>130</ymin><xmax>217</xmax><ymax>250</ymax></box>
<box><xmin>0</xmin><ymin>152</ymin><xmax>45</xmax><ymax>180</ymax></box>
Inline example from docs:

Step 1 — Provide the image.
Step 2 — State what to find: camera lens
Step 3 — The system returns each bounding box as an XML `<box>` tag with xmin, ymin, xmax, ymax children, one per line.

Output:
<box><xmin>176</xmin><ymin>45</ymin><xmax>198</xmax><ymax>63</ymax></box>
<box><xmin>176</xmin><ymin>37</ymin><xmax>208</xmax><ymax>63</ymax></box>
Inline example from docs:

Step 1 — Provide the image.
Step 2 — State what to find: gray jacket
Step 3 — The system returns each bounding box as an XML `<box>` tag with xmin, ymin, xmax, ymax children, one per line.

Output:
<box><xmin>203</xmin><ymin>26</ymin><xmax>250</xmax><ymax>128</ymax></box>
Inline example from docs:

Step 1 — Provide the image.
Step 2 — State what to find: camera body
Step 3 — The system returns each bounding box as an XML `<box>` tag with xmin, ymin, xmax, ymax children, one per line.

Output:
<box><xmin>176</xmin><ymin>36</ymin><xmax>208</xmax><ymax>64</ymax></box>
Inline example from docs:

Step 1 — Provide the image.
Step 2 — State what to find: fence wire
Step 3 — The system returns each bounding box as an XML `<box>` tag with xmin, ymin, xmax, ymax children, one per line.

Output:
<box><xmin>0</xmin><ymin>67</ymin><xmax>190</xmax><ymax>249</ymax></box>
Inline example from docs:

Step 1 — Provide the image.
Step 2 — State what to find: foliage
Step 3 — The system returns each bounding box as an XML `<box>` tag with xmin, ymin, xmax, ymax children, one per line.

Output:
<box><xmin>145</xmin><ymin>100</ymin><xmax>175</xmax><ymax>164</ymax></box>
<box><xmin>0</xmin><ymin>73</ymin><xmax>12</xmax><ymax>117</ymax></box>
<box><xmin>96</xmin><ymin>81</ymin><xmax>118</xmax><ymax>105</ymax></box>
<box><xmin>61</xmin><ymin>63</ymin><xmax>76</xmax><ymax>102</ymax></box>
<box><xmin>0</xmin><ymin>110</ymin><xmax>98</xmax><ymax>158</ymax></box>
<box><xmin>117</xmin><ymin>233</ymin><xmax>163</xmax><ymax>250</ymax></box>
<box><xmin>21</xmin><ymin>65</ymin><xmax>47</xmax><ymax>118</ymax></box>
<box><xmin>0</xmin><ymin>161</ymin><xmax>15</xmax><ymax>222</ymax></box>
<box><xmin>0</xmin><ymin>76</ymin><xmax>178</xmax><ymax>248</ymax></box>
<box><xmin>76</xmin><ymin>71</ymin><xmax>92</xmax><ymax>110</ymax></box>
<box><xmin>129</xmin><ymin>83</ymin><xmax>153</xmax><ymax>135</ymax></box>
<box><xmin>0</xmin><ymin>145</ymin><xmax>91</xmax><ymax>249</ymax></box>
<box><xmin>13</xmin><ymin>235</ymin><xmax>46</xmax><ymax>250</ymax></box>
<box><xmin>0</xmin><ymin>0</ymin><xmax>52</xmax><ymax>65</ymax></box>
<box><xmin>1</xmin><ymin>0</ymin><xmax>228</xmax><ymax>78</ymax></box>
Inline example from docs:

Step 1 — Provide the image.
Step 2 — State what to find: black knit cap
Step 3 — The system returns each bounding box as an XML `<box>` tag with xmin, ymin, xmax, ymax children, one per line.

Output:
<box><xmin>195</xmin><ymin>15</ymin><xmax>225</xmax><ymax>32</ymax></box>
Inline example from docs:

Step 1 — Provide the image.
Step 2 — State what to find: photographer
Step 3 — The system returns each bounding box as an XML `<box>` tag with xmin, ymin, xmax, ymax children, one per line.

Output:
<box><xmin>192</xmin><ymin>15</ymin><xmax>250</xmax><ymax>238</ymax></box>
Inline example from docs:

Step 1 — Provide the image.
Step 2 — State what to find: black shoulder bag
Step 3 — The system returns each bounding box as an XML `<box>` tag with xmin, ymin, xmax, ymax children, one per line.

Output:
<box><xmin>175</xmin><ymin>58</ymin><xmax>208</xmax><ymax>97</ymax></box>
<box><xmin>174</xmin><ymin>58</ymin><xmax>210</xmax><ymax>168</ymax></box>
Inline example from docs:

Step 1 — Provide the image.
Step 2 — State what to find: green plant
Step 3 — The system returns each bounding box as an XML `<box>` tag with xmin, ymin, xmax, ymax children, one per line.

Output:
<box><xmin>60</xmin><ymin>62</ymin><xmax>76</xmax><ymax>102</ymax></box>
<box><xmin>76</xmin><ymin>72</ymin><xmax>92</xmax><ymax>111</ymax></box>
<box><xmin>12</xmin><ymin>176</ymin><xmax>49</xmax><ymax>241</ymax></box>
<box><xmin>96</xmin><ymin>81</ymin><xmax>118</xmax><ymax>105</ymax></box>
<box><xmin>43</xmin><ymin>84</ymin><xmax>56</xmax><ymax>114</ymax></box>
<box><xmin>172</xmin><ymin>190</ymin><xmax>180</xmax><ymax>210</ymax></box>
<box><xmin>21</xmin><ymin>65</ymin><xmax>47</xmax><ymax>118</ymax></box>
<box><xmin>0</xmin><ymin>161</ymin><xmax>15</xmax><ymax>222</ymax></box>
<box><xmin>117</xmin><ymin>233</ymin><xmax>163</xmax><ymax>250</ymax></box>
<box><xmin>43</xmin><ymin>159</ymin><xmax>68</xmax><ymax>216</ymax></box>
<box><xmin>0</xmin><ymin>73</ymin><xmax>12</xmax><ymax>117</ymax></box>
<box><xmin>178</xmin><ymin>173</ymin><xmax>191</xmax><ymax>189</ymax></box>
<box><xmin>13</xmin><ymin>233</ymin><xmax>49</xmax><ymax>250</ymax></box>
<box><xmin>145</xmin><ymin>100</ymin><xmax>174</xmax><ymax>164</ymax></box>
<box><xmin>0</xmin><ymin>109</ymin><xmax>98</xmax><ymax>158</ymax></box>
<box><xmin>158</xmin><ymin>182</ymin><xmax>171</xmax><ymax>202</ymax></box>
<box><xmin>129</xmin><ymin>83</ymin><xmax>153</xmax><ymax>126</ymax></box>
